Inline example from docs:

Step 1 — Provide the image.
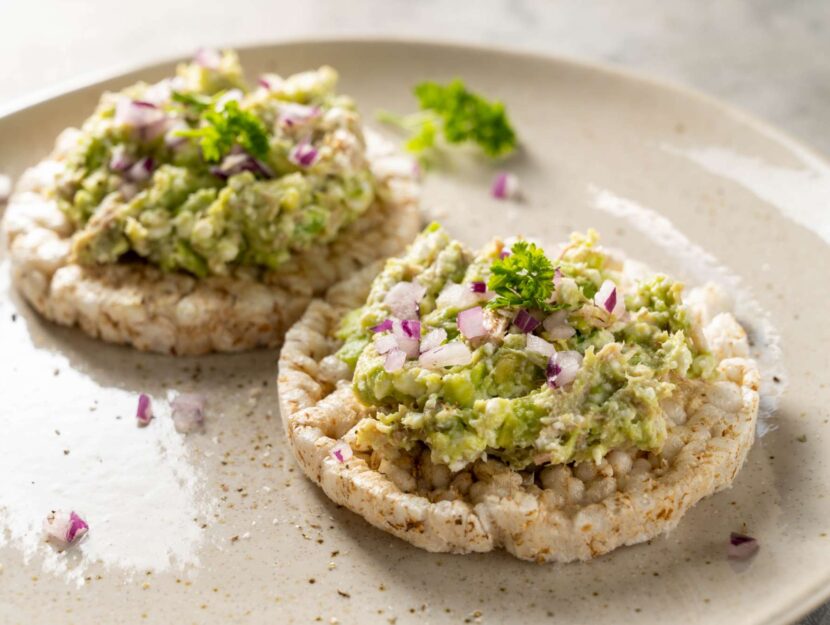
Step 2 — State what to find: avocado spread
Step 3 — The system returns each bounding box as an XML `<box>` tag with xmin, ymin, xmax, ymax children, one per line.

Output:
<box><xmin>336</xmin><ymin>224</ymin><xmax>715</xmax><ymax>471</ymax></box>
<box><xmin>54</xmin><ymin>49</ymin><xmax>376</xmax><ymax>277</ymax></box>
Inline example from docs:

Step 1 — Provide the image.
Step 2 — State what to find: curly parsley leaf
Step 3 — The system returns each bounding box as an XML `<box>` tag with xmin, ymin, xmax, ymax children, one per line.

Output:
<box><xmin>377</xmin><ymin>79</ymin><xmax>517</xmax><ymax>160</ymax></box>
<box><xmin>176</xmin><ymin>99</ymin><xmax>269</xmax><ymax>163</ymax></box>
<box><xmin>487</xmin><ymin>241</ymin><xmax>555</xmax><ymax>311</ymax></box>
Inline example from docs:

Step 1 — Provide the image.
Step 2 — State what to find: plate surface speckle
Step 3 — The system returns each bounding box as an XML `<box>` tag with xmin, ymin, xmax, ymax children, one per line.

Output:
<box><xmin>1</xmin><ymin>40</ymin><xmax>829</xmax><ymax>625</ymax></box>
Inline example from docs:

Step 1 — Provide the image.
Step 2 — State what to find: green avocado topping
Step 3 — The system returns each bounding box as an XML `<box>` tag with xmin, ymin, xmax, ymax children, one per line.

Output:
<box><xmin>54</xmin><ymin>49</ymin><xmax>376</xmax><ymax>277</ymax></box>
<box><xmin>336</xmin><ymin>225</ymin><xmax>715</xmax><ymax>471</ymax></box>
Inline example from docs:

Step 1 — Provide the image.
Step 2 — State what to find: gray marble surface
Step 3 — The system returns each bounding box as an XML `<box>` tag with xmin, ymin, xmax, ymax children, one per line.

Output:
<box><xmin>1</xmin><ymin>1</ymin><xmax>828</xmax><ymax>623</ymax></box>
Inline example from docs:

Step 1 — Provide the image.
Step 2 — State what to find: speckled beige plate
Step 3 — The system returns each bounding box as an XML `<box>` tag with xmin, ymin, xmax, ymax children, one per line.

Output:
<box><xmin>0</xmin><ymin>39</ymin><xmax>828</xmax><ymax>625</ymax></box>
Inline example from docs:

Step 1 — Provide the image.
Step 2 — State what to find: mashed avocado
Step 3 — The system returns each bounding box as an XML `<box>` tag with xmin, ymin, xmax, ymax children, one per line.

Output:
<box><xmin>54</xmin><ymin>49</ymin><xmax>376</xmax><ymax>276</ymax></box>
<box><xmin>336</xmin><ymin>225</ymin><xmax>715</xmax><ymax>471</ymax></box>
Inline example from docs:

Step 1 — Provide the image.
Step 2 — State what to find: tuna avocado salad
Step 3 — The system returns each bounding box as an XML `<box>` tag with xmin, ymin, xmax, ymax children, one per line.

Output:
<box><xmin>54</xmin><ymin>49</ymin><xmax>377</xmax><ymax>277</ymax></box>
<box><xmin>335</xmin><ymin>224</ymin><xmax>716</xmax><ymax>472</ymax></box>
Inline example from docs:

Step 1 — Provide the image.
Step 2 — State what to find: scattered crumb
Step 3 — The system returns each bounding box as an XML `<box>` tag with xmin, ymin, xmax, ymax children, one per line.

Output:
<box><xmin>336</xmin><ymin>590</ymin><xmax>350</xmax><ymax>598</ymax></box>
<box><xmin>797</xmin><ymin>434</ymin><xmax>808</xmax><ymax>443</ymax></box>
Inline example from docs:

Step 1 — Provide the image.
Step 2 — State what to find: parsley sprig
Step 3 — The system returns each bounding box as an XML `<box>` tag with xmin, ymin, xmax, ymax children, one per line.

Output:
<box><xmin>378</xmin><ymin>80</ymin><xmax>517</xmax><ymax>159</ymax></box>
<box><xmin>487</xmin><ymin>241</ymin><xmax>555</xmax><ymax>311</ymax></box>
<box><xmin>175</xmin><ymin>97</ymin><xmax>269</xmax><ymax>163</ymax></box>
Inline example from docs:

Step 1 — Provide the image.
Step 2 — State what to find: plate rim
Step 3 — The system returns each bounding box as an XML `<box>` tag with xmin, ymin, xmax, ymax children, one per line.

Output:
<box><xmin>0</xmin><ymin>35</ymin><xmax>826</xmax><ymax>625</ymax></box>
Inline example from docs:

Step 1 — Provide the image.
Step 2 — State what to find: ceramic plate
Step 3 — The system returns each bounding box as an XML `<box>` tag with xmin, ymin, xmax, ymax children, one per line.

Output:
<box><xmin>1</xmin><ymin>39</ymin><xmax>828</xmax><ymax>625</ymax></box>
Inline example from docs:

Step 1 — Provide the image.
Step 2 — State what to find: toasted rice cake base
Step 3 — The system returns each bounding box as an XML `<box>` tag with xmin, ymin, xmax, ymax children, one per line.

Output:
<box><xmin>278</xmin><ymin>261</ymin><xmax>761</xmax><ymax>562</ymax></box>
<box><xmin>2</xmin><ymin>131</ymin><xmax>421</xmax><ymax>355</ymax></box>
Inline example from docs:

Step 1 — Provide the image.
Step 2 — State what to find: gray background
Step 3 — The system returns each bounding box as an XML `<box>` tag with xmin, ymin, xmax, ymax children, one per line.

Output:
<box><xmin>1</xmin><ymin>1</ymin><xmax>828</xmax><ymax>623</ymax></box>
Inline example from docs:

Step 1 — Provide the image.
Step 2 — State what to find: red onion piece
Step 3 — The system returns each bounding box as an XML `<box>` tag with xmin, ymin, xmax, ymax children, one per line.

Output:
<box><xmin>553</xmin><ymin>267</ymin><xmax>563</xmax><ymax>288</ymax></box>
<box><xmin>470</xmin><ymin>281</ymin><xmax>487</xmax><ymax>294</ymax></box>
<box><xmin>491</xmin><ymin>172</ymin><xmax>520</xmax><ymax>200</ymax></box>
<box><xmin>127</xmin><ymin>157</ymin><xmax>154</xmax><ymax>183</ymax></box>
<box><xmin>727</xmin><ymin>533</ymin><xmax>759</xmax><ymax>559</ymax></box>
<box><xmin>499</xmin><ymin>249</ymin><xmax>511</xmax><ymax>260</ymax></box>
<box><xmin>526</xmin><ymin>334</ymin><xmax>556</xmax><ymax>358</ymax></box>
<box><xmin>278</xmin><ymin>103</ymin><xmax>321</xmax><ymax>128</ymax></box>
<box><xmin>543</xmin><ymin>310</ymin><xmax>576</xmax><ymax>340</ymax></box>
<box><xmin>420</xmin><ymin>328</ymin><xmax>447</xmax><ymax>353</ymax></box>
<box><xmin>374</xmin><ymin>333</ymin><xmax>398</xmax><ymax>355</ymax></box>
<box><xmin>210</xmin><ymin>151</ymin><xmax>273</xmax><ymax>180</ymax></box>
<box><xmin>457</xmin><ymin>306</ymin><xmax>486</xmax><ymax>339</ymax></box>
<box><xmin>594</xmin><ymin>280</ymin><xmax>625</xmax><ymax>316</ymax></box>
<box><xmin>401</xmin><ymin>319</ymin><xmax>421</xmax><ymax>339</ymax></box>
<box><xmin>43</xmin><ymin>510</ymin><xmax>88</xmax><ymax>545</ymax></box>
<box><xmin>289</xmin><ymin>141</ymin><xmax>319</xmax><ymax>167</ymax></box>
<box><xmin>513</xmin><ymin>309</ymin><xmax>541</xmax><ymax>333</ymax></box>
<box><xmin>114</xmin><ymin>98</ymin><xmax>169</xmax><ymax>142</ymax></box>
<box><xmin>136</xmin><ymin>393</ymin><xmax>153</xmax><ymax>427</ymax></box>
<box><xmin>546</xmin><ymin>350</ymin><xmax>583</xmax><ymax>388</ymax></box>
<box><xmin>194</xmin><ymin>47</ymin><xmax>221</xmax><ymax>69</ymax></box>
<box><xmin>419</xmin><ymin>342</ymin><xmax>473</xmax><ymax>369</ymax></box>
<box><xmin>371</xmin><ymin>319</ymin><xmax>393</xmax><ymax>333</ymax></box>
<box><xmin>109</xmin><ymin>145</ymin><xmax>133</xmax><ymax>172</ymax></box>
<box><xmin>330</xmin><ymin>441</ymin><xmax>353</xmax><ymax>464</ymax></box>
<box><xmin>171</xmin><ymin>393</ymin><xmax>205</xmax><ymax>433</ymax></box>
<box><xmin>392</xmin><ymin>320</ymin><xmax>420</xmax><ymax>358</ymax></box>
<box><xmin>437</xmin><ymin>283</ymin><xmax>481</xmax><ymax>311</ymax></box>
<box><xmin>384</xmin><ymin>281</ymin><xmax>426</xmax><ymax>321</ymax></box>
<box><xmin>384</xmin><ymin>348</ymin><xmax>406</xmax><ymax>372</ymax></box>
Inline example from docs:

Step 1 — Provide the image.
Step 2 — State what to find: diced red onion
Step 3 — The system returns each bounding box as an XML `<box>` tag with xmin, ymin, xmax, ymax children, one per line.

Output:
<box><xmin>371</xmin><ymin>319</ymin><xmax>393</xmax><ymax>333</ymax></box>
<box><xmin>114</xmin><ymin>98</ymin><xmax>169</xmax><ymax>142</ymax></box>
<box><xmin>499</xmin><ymin>249</ymin><xmax>511</xmax><ymax>260</ymax></box>
<box><xmin>727</xmin><ymin>533</ymin><xmax>759</xmax><ymax>559</ymax></box>
<box><xmin>526</xmin><ymin>334</ymin><xmax>556</xmax><ymax>358</ymax></box>
<box><xmin>142</xmin><ymin>79</ymin><xmax>174</xmax><ymax>106</ymax></box>
<box><xmin>136</xmin><ymin>393</ymin><xmax>153</xmax><ymax>426</ymax></box>
<box><xmin>420</xmin><ymin>328</ymin><xmax>447</xmax><ymax>353</ymax></box>
<box><xmin>543</xmin><ymin>310</ymin><xmax>576</xmax><ymax>340</ymax></box>
<box><xmin>384</xmin><ymin>281</ymin><xmax>426</xmax><ymax>321</ymax></box>
<box><xmin>594</xmin><ymin>280</ymin><xmax>625</xmax><ymax>316</ymax></box>
<box><xmin>289</xmin><ymin>141</ymin><xmax>319</xmax><ymax>167</ymax></box>
<box><xmin>513</xmin><ymin>309</ymin><xmax>541</xmax><ymax>333</ymax></box>
<box><xmin>436</xmin><ymin>283</ymin><xmax>481</xmax><ymax>311</ymax></box>
<box><xmin>400</xmin><ymin>319</ymin><xmax>421</xmax><ymax>339</ymax></box>
<box><xmin>392</xmin><ymin>320</ymin><xmax>420</xmax><ymax>358</ymax></box>
<box><xmin>419</xmin><ymin>342</ymin><xmax>472</xmax><ymax>369</ymax></box>
<box><xmin>330</xmin><ymin>441</ymin><xmax>353</xmax><ymax>464</ymax></box>
<box><xmin>384</xmin><ymin>348</ymin><xmax>406</xmax><ymax>372</ymax></box>
<box><xmin>546</xmin><ymin>350</ymin><xmax>583</xmax><ymax>388</ymax></box>
<box><xmin>43</xmin><ymin>510</ymin><xmax>88</xmax><ymax>545</ymax></box>
<box><xmin>553</xmin><ymin>267</ymin><xmax>563</xmax><ymax>288</ymax></box>
<box><xmin>127</xmin><ymin>157</ymin><xmax>154</xmax><ymax>182</ymax></box>
<box><xmin>457</xmin><ymin>306</ymin><xmax>486</xmax><ymax>339</ymax></box>
<box><xmin>491</xmin><ymin>172</ymin><xmax>520</xmax><ymax>200</ymax></box>
<box><xmin>109</xmin><ymin>145</ymin><xmax>133</xmax><ymax>172</ymax></box>
<box><xmin>210</xmin><ymin>151</ymin><xmax>273</xmax><ymax>180</ymax></box>
<box><xmin>194</xmin><ymin>47</ymin><xmax>221</xmax><ymax>70</ymax></box>
<box><xmin>470</xmin><ymin>281</ymin><xmax>487</xmax><ymax>294</ymax></box>
<box><xmin>171</xmin><ymin>393</ymin><xmax>205</xmax><ymax>433</ymax></box>
<box><xmin>373</xmin><ymin>333</ymin><xmax>398</xmax><ymax>355</ymax></box>
<box><xmin>278</xmin><ymin>103</ymin><xmax>321</xmax><ymax>128</ymax></box>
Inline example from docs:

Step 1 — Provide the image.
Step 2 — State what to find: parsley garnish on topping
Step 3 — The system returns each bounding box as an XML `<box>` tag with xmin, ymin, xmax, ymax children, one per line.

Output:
<box><xmin>377</xmin><ymin>79</ymin><xmax>517</xmax><ymax>160</ymax></box>
<box><xmin>176</xmin><ymin>99</ymin><xmax>269</xmax><ymax>163</ymax></box>
<box><xmin>487</xmin><ymin>241</ymin><xmax>555</xmax><ymax>311</ymax></box>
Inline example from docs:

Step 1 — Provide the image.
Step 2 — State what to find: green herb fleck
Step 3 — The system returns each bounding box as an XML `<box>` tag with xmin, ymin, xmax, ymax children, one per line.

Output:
<box><xmin>177</xmin><ymin>99</ymin><xmax>269</xmax><ymax>163</ymax></box>
<box><xmin>170</xmin><ymin>91</ymin><xmax>211</xmax><ymax>112</ymax></box>
<box><xmin>487</xmin><ymin>241</ymin><xmax>555</xmax><ymax>311</ymax></box>
<box><xmin>378</xmin><ymin>79</ymin><xmax>517</xmax><ymax>159</ymax></box>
